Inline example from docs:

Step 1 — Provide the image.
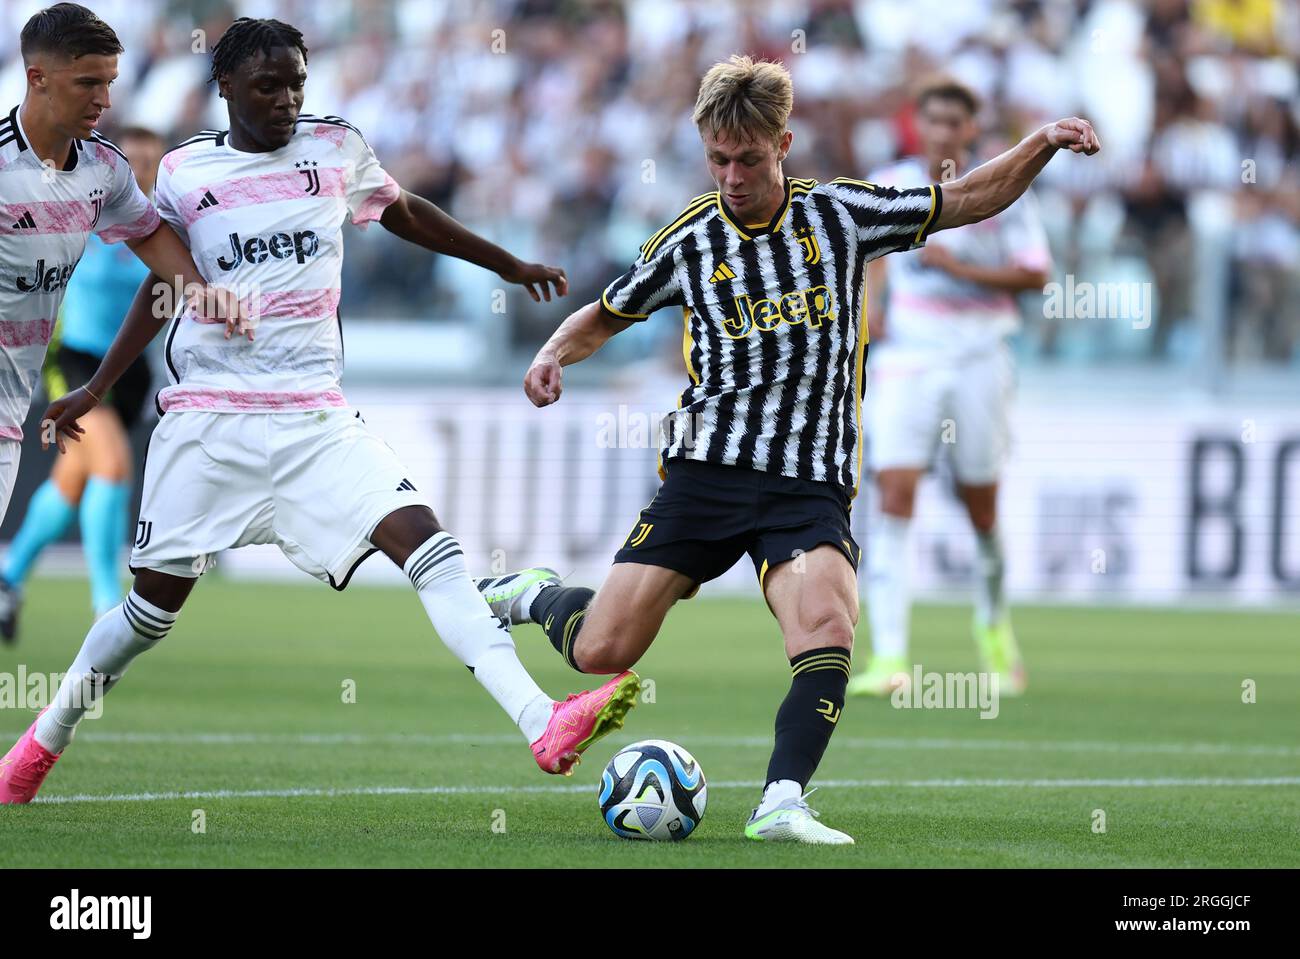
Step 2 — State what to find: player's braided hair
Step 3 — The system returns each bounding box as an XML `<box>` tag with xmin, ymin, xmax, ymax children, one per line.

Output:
<box><xmin>208</xmin><ymin>17</ymin><xmax>308</xmax><ymax>87</ymax></box>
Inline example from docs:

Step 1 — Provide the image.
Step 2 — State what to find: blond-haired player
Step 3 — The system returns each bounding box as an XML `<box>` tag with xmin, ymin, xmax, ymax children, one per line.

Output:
<box><xmin>479</xmin><ymin>56</ymin><xmax>1098</xmax><ymax>844</ymax></box>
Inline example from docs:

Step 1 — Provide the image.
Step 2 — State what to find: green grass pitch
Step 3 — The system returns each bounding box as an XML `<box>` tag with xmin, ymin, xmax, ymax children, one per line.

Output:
<box><xmin>0</xmin><ymin>575</ymin><xmax>1296</xmax><ymax>867</ymax></box>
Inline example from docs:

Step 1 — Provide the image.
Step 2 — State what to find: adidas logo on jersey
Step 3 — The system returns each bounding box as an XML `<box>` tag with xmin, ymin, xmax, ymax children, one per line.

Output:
<box><xmin>216</xmin><ymin>229</ymin><xmax>320</xmax><ymax>271</ymax></box>
<box><xmin>196</xmin><ymin>190</ymin><xmax>220</xmax><ymax>211</ymax></box>
<box><xmin>708</xmin><ymin>262</ymin><xmax>736</xmax><ymax>284</ymax></box>
<box><xmin>396</xmin><ymin>478</ymin><xmax>417</xmax><ymax>492</ymax></box>
<box><xmin>9</xmin><ymin>210</ymin><xmax>35</xmax><ymax>230</ymax></box>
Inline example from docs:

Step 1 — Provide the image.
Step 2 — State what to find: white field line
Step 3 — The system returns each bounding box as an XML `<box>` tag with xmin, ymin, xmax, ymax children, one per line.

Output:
<box><xmin>2</xmin><ymin>729</ymin><xmax>1297</xmax><ymax>758</ymax></box>
<box><xmin>29</xmin><ymin>777</ymin><xmax>1300</xmax><ymax>805</ymax></box>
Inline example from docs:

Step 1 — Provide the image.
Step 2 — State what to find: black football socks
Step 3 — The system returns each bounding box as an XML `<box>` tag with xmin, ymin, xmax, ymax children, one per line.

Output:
<box><xmin>765</xmin><ymin>646</ymin><xmax>851</xmax><ymax>787</ymax></box>
<box><xmin>529</xmin><ymin>585</ymin><xmax>595</xmax><ymax>672</ymax></box>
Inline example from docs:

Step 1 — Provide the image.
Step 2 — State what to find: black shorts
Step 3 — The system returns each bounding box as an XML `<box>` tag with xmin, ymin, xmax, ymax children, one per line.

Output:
<box><xmin>613</xmin><ymin>458</ymin><xmax>861</xmax><ymax>590</ymax></box>
<box><xmin>55</xmin><ymin>346</ymin><xmax>152</xmax><ymax>429</ymax></box>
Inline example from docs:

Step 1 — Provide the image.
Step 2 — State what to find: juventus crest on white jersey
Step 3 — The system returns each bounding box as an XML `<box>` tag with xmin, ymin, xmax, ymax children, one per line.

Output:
<box><xmin>154</xmin><ymin>113</ymin><xmax>399</xmax><ymax>414</ymax></box>
<box><xmin>0</xmin><ymin>105</ymin><xmax>159</xmax><ymax>440</ymax></box>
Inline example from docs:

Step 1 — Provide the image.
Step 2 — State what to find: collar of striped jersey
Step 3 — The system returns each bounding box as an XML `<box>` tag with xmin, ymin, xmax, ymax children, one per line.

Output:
<box><xmin>716</xmin><ymin>175</ymin><xmax>804</xmax><ymax>241</ymax></box>
<box><xmin>6</xmin><ymin>104</ymin><xmax>82</xmax><ymax>171</ymax></box>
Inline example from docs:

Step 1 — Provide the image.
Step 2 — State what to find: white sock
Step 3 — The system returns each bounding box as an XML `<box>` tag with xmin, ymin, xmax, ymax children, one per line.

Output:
<box><xmin>974</xmin><ymin>526</ymin><xmax>1006</xmax><ymax>627</ymax></box>
<box><xmin>756</xmin><ymin>778</ymin><xmax>802</xmax><ymax>816</ymax></box>
<box><xmin>405</xmin><ymin>533</ymin><xmax>552</xmax><ymax>741</ymax></box>
<box><xmin>866</xmin><ymin>512</ymin><xmax>912</xmax><ymax>661</ymax></box>
<box><xmin>35</xmin><ymin>590</ymin><xmax>177</xmax><ymax>753</ymax></box>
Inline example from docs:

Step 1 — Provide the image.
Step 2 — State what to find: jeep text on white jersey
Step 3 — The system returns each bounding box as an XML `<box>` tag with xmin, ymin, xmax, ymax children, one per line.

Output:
<box><xmin>154</xmin><ymin>114</ymin><xmax>399</xmax><ymax>413</ymax></box>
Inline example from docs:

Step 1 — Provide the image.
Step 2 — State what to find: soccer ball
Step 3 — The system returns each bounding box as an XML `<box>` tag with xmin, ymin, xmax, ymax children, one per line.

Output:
<box><xmin>598</xmin><ymin>739</ymin><xmax>707</xmax><ymax>841</ymax></box>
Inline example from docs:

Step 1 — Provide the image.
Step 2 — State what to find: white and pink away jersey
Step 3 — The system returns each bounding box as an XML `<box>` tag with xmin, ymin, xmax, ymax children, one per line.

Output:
<box><xmin>154</xmin><ymin>114</ymin><xmax>400</xmax><ymax>414</ymax></box>
<box><xmin>871</xmin><ymin>156</ymin><xmax>1051</xmax><ymax>358</ymax></box>
<box><xmin>0</xmin><ymin>104</ymin><xmax>160</xmax><ymax>439</ymax></box>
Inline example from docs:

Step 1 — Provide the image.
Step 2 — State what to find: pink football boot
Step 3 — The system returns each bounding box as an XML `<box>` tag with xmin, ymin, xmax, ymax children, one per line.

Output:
<box><xmin>0</xmin><ymin>710</ymin><xmax>60</xmax><ymax>804</ymax></box>
<box><xmin>531</xmin><ymin>671</ymin><xmax>640</xmax><ymax>775</ymax></box>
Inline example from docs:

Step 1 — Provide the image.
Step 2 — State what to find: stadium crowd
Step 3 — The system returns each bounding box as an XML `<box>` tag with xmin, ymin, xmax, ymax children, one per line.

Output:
<box><xmin>1</xmin><ymin>0</ymin><xmax>1296</xmax><ymax>367</ymax></box>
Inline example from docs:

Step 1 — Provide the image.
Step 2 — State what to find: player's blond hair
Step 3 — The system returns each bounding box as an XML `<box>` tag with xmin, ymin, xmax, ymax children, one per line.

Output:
<box><xmin>692</xmin><ymin>55</ymin><xmax>793</xmax><ymax>148</ymax></box>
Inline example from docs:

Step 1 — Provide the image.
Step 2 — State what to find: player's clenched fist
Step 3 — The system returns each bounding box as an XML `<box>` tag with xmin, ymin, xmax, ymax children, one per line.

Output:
<box><xmin>524</xmin><ymin>354</ymin><xmax>564</xmax><ymax>407</ymax></box>
<box><xmin>1044</xmin><ymin>117</ymin><xmax>1100</xmax><ymax>155</ymax></box>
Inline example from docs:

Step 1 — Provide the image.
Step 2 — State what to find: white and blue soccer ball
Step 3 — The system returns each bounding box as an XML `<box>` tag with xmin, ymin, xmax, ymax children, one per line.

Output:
<box><xmin>598</xmin><ymin>739</ymin><xmax>707</xmax><ymax>841</ymax></box>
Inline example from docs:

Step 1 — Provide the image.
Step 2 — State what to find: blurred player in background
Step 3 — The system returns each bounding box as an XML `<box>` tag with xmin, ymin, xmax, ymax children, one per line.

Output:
<box><xmin>0</xmin><ymin>127</ymin><xmax>164</xmax><ymax>643</ymax></box>
<box><xmin>480</xmin><ymin>57</ymin><xmax>1097</xmax><ymax>845</ymax></box>
<box><xmin>1</xmin><ymin>17</ymin><xmax>637</xmax><ymax>805</ymax></box>
<box><xmin>849</xmin><ymin>79</ymin><xmax>1051</xmax><ymax>699</ymax></box>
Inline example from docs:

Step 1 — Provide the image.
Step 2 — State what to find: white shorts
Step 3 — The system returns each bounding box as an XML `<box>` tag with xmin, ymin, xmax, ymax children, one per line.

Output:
<box><xmin>130</xmin><ymin>408</ymin><xmax>431</xmax><ymax>588</ymax></box>
<box><xmin>0</xmin><ymin>440</ymin><xmax>20</xmax><ymax>526</ymax></box>
<box><xmin>867</xmin><ymin>345</ymin><xmax>1013</xmax><ymax>486</ymax></box>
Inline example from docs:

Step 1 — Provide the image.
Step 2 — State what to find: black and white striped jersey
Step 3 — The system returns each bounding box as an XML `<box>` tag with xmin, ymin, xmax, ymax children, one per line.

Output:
<box><xmin>601</xmin><ymin>176</ymin><xmax>942</xmax><ymax>495</ymax></box>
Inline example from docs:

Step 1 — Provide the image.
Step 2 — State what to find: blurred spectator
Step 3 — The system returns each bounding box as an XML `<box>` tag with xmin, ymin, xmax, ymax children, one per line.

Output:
<box><xmin>1</xmin><ymin>0</ymin><xmax>1295</xmax><ymax>370</ymax></box>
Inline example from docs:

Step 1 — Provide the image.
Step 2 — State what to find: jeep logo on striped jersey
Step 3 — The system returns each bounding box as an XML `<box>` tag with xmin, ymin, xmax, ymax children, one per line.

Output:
<box><xmin>216</xmin><ymin>230</ymin><xmax>319</xmax><ymax>271</ymax></box>
<box><xmin>15</xmin><ymin>258</ymin><xmax>78</xmax><ymax>293</ymax></box>
<box><xmin>721</xmin><ymin>284</ymin><xmax>836</xmax><ymax>339</ymax></box>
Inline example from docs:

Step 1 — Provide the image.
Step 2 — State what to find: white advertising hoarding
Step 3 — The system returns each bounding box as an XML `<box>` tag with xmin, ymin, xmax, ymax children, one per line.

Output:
<box><xmin>215</xmin><ymin>387</ymin><xmax>1299</xmax><ymax>605</ymax></box>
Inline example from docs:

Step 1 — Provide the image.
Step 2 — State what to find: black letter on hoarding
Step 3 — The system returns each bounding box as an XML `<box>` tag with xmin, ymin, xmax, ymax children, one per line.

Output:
<box><xmin>1273</xmin><ymin>439</ymin><xmax>1300</xmax><ymax>587</ymax></box>
<box><xmin>1188</xmin><ymin>437</ymin><xmax>1243</xmax><ymax>581</ymax></box>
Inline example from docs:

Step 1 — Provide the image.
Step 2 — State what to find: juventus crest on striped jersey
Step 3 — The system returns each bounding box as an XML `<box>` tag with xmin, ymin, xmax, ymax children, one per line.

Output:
<box><xmin>601</xmin><ymin>176</ymin><xmax>941</xmax><ymax>495</ymax></box>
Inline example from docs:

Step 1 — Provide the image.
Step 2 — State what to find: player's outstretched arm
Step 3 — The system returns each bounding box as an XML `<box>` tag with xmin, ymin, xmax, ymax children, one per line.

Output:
<box><xmin>523</xmin><ymin>301</ymin><xmax>634</xmax><ymax>407</ymax></box>
<box><xmin>39</xmin><ymin>270</ymin><xmax>220</xmax><ymax>453</ymax></box>
<box><xmin>379</xmin><ymin>190</ymin><xmax>567</xmax><ymax>303</ymax></box>
<box><xmin>124</xmin><ymin>223</ymin><xmax>242</xmax><ymax>325</ymax></box>
<box><xmin>124</xmin><ymin>222</ymin><xmax>202</xmax><ymax>288</ymax></box>
<box><xmin>936</xmin><ymin>118</ymin><xmax>1099</xmax><ymax>231</ymax></box>
<box><xmin>918</xmin><ymin>245</ymin><xmax>1049</xmax><ymax>292</ymax></box>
